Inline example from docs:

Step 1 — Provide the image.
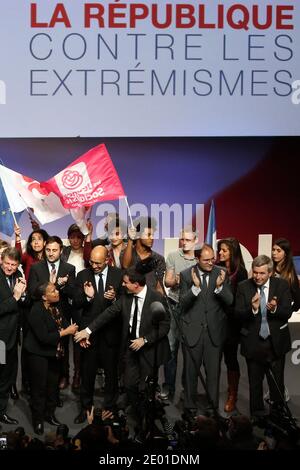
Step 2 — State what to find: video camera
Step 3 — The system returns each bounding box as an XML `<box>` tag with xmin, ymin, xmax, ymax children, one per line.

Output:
<box><xmin>101</xmin><ymin>409</ymin><xmax>128</xmax><ymax>441</ymax></box>
<box><xmin>263</xmin><ymin>408</ymin><xmax>300</xmax><ymax>449</ymax></box>
<box><xmin>0</xmin><ymin>435</ymin><xmax>7</xmax><ymax>450</ymax></box>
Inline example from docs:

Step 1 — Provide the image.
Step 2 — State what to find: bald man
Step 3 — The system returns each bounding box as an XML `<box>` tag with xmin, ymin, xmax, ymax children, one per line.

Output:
<box><xmin>73</xmin><ymin>246</ymin><xmax>123</xmax><ymax>424</ymax></box>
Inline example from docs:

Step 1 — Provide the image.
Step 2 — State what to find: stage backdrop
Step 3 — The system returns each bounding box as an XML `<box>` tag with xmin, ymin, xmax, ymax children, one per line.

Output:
<box><xmin>0</xmin><ymin>1</ymin><xmax>300</xmax><ymax>136</ymax></box>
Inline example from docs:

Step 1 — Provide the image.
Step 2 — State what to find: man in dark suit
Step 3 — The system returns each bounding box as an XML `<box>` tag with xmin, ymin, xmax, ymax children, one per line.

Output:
<box><xmin>72</xmin><ymin>246</ymin><xmax>123</xmax><ymax>423</ymax></box>
<box><xmin>74</xmin><ymin>267</ymin><xmax>170</xmax><ymax>426</ymax></box>
<box><xmin>179</xmin><ymin>243</ymin><xmax>233</xmax><ymax>416</ymax></box>
<box><xmin>235</xmin><ymin>255</ymin><xmax>293</xmax><ymax>420</ymax></box>
<box><xmin>27</xmin><ymin>236</ymin><xmax>76</xmax><ymax>390</ymax></box>
<box><xmin>0</xmin><ymin>247</ymin><xmax>27</xmax><ymax>425</ymax></box>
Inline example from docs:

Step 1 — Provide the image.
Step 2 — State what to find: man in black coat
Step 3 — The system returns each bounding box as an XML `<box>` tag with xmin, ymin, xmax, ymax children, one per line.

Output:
<box><xmin>72</xmin><ymin>245</ymin><xmax>123</xmax><ymax>423</ymax></box>
<box><xmin>235</xmin><ymin>255</ymin><xmax>293</xmax><ymax>419</ymax></box>
<box><xmin>74</xmin><ymin>267</ymin><xmax>170</xmax><ymax>427</ymax></box>
<box><xmin>0</xmin><ymin>247</ymin><xmax>26</xmax><ymax>425</ymax></box>
<box><xmin>27</xmin><ymin>236</ymin><xmax>76</xmax><ymax>389</ymax></box>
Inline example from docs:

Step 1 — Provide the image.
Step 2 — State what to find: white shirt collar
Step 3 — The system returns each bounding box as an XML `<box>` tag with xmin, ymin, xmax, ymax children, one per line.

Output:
<box><xmin>135</xmin><ymin>285</ymin><xmax>147</xmax><ymax>300</ymax></box>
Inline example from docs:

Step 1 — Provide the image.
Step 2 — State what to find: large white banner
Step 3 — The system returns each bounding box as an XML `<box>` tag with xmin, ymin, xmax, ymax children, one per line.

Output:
<box><xmin>0</xmin><ymin>0</ymin><xmax>300</xmax><ymax>137</ymax></box>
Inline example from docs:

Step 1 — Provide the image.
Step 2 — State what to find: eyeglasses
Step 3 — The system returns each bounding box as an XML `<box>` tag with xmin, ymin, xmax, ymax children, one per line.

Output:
<box><xmin>89</xmin><ymin>260</ymin><xmax>105</xmax><ymax>266</ymax></box>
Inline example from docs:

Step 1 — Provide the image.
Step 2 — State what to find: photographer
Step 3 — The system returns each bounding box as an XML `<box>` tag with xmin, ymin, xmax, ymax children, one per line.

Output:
<box><xmin>73</xmin><ymin>407</ymin><xmax>126</xmax><ymax>451</ymax></box>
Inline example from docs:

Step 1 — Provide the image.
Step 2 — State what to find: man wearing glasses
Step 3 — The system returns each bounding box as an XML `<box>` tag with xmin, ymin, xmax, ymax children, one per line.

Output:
<box><xmin>73</xmin><ymin>246</ymin><xmax>123</xmax><ymax>424</ymax></box>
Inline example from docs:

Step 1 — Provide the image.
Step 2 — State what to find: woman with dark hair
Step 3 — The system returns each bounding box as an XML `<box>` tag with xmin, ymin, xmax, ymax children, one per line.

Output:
<box><xmin>106</xmin><ymin>219</ymin><xmax>127</xmax><ymax>268</ymax></box>
<box><xmin>13</xmin><ymin>225</ymin><xmax>49</xmax><ymax>398</ymax></box>
<box><xmin>24</xmin><ymin>282</ymin><xmax>78</xmax><ymax>435</ymax></box>
<box><xmin>217</xmin><ymin>237</ymin><xmax>248</xmax><ymax>413</ymax></box>
<box><xmin>14</xmin><ymin>225</ymin><xmax>49</xmax><ymax>280</ymax></box>
<box><xmin>272</xmin><ymin>238</ymin><xmax>300</xmax><ymax>312</ymax></box>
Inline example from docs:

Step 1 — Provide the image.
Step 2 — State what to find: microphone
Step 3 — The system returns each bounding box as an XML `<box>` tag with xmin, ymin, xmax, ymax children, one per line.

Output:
<box><xmin>150</xmin><ymin>301</ymin><xmax>166</xmax><ymax>325</ymax></box>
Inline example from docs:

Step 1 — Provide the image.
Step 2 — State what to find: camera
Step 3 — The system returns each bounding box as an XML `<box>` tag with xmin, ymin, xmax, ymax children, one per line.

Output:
<box><xmin>102</xmin><ymin>409</ymin><xmax>128</xmax><ymax>441</ymax></box>
<box><xmin>0</xmin><ymin>436</ymin><xmax>7</xmax><ymax>450</ymax></box>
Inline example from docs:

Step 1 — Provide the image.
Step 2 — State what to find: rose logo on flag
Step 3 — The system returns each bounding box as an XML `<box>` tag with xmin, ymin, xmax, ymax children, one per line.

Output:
<box><xmin>54</xmin><ymin>162</ymin><xmax>91</xmax><ymax>196</ymax></box>
<box><xmin>62</xmin><ymin>170</ymin><xmax>83</xmax><ymax>190</ymax></box>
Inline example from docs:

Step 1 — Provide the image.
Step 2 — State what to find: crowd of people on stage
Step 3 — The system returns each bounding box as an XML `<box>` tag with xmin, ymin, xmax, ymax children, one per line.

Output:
<box><xmin>0</xmin><ymin>213</ymin><xmax>299</xmax><ymax>450</ymax></box>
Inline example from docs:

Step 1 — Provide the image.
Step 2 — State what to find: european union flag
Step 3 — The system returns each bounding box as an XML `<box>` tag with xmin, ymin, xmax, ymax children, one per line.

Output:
<box><xmin>0</xmin><ymin>176</ymin><xmax>23</xmax><ymax>237</ymax></box>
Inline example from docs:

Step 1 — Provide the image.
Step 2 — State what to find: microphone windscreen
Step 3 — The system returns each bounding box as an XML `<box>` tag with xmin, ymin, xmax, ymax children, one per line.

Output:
<box><xmin>150</xmin><ymin>301</ymin><xmax>166</xmax><ymax>324</ymax></box>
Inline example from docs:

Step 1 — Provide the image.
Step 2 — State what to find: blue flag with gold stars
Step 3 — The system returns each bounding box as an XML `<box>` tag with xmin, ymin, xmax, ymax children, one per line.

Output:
<box><xmin>0</xmin><ymin>176</ymin><xmax>23</xmax><ymax>237</ymax></box>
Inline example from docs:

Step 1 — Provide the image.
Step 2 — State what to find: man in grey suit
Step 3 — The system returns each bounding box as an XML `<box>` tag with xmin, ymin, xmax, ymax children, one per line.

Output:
<box><xmin>179</xmin><ymin>244</ymin><xmax>233</xmax><ymax>416</ymax></box>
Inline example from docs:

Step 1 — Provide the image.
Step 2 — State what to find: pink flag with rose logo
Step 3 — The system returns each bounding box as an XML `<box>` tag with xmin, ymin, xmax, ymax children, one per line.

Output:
<box><xmin>41</xmin><ymin>144</ymin><xmax>125</xmax><ymax>209</ymax></box>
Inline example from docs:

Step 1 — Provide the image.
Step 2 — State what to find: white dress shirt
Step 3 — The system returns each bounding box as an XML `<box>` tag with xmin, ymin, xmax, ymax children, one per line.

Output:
<box><xmin>129</xmin><ymin>285</ymin><xmax>148</xmax><ymax>338</ymax></box>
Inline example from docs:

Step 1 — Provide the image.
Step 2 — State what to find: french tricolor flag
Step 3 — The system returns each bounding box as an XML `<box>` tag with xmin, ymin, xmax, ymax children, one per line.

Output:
<box><xmin>205</xmin><ymin>200</ymin><xmax>217</xmax><ymax>253</ymax></box>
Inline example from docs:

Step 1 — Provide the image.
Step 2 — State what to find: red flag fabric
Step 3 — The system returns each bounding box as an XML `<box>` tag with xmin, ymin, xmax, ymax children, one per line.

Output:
<box><xmin>41</xmin><ymin>144</ymin><xmax>125</xmax><ymax>209</ymax></box>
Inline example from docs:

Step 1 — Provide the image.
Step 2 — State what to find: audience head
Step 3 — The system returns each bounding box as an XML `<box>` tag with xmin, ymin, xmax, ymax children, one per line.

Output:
<box><xmin>1</xmin><ymin>247</ymin><xmax>21</xmax><ymax>276</ymax></box>
<box><xmin>45</xmin><ymin>236</ymin><xmax>63</xmax><ymax>263</ymax></box>
<box><xmin>123</xmin><ymin>267</ymin><xmax>146</xmax><ymax>293</ymax></box>
<box><xmin>179</xmin><ymin>226</ymin><xmax>198</xmax><ymax>253</ymax></box>
<box><xmin>217</xmin><ymin>237</ymin><xmax>245</xmax><ymax>274</ymax></box>
<box><xmin>272</xmin><ymin>238</ymin><xmax>298</xmax><ymax>286</ymax></box>
<box><xmin>134</xmin><ymin>216</ymin><xmax>157</xmax><ymax>249</ymax></box>
<box><xmin>67</xmin><ymin>224</ymin><xmax>84</xmax><ymax>250</ymax></box>
<box><xmin>35</xmin><ymin>281</ymin><xmax>59</xmax><ymax>305</ymax></box>
<box><xmin>195</xmin><ymin>243</ymin><xmax>215</xmax><ymax>273</ymax></box>
<box><xmin>0</xmin><ymin>240</ymin><xmax>9</xmax><ymax>263</ymax></box>
<box><xmin>107</xmin><ymin>219</ymin><xmax>127</xmax><ymax>248</ymax></box>
<box><xmin>252</xmin><ymin>255</ymin><xmax>273</xmax><ymax>286</ymax></box>
<box><xmin>89</xmin><ymin>246</ymin><xmax>108</xmax><ymax>274</ymax></box>
<box><xmin>26</xmin><ymin>229</ymin><xmax>49</xmax><ymax>259</ymax></box>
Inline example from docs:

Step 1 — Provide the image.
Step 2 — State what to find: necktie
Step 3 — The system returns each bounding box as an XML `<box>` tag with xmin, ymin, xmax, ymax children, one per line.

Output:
<box><xmin>97</xmin><ymin>272</ymin><xmax>104</xmax><ymax>296</ymax></box>
<box><xmin>201</xmin><ymin>273</ymin><xmax>208</xmax><ymax>292</ymax></box>
<box><xmin>130</xmin><ymin>296</ymin><xmax>139</xmax><ymax>339</ymax></box>
<box><xmin>259</xmin><ymin>285</ymin><xmax>270</xmax><ymax>339</ymax></box>
<box><xmin>7</xmin><ymin>276</ymin><xmax>14</xmax><ymax>292</ymax></box>
<box><xmin>50</xmin><ymin>263</ymin><xmax>56</xmax><ymax>276</ymax></box>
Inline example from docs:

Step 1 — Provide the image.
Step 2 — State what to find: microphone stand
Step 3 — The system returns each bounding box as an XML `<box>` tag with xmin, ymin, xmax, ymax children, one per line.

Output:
<box><xmin>265</xmin><ymin>361</ymin><xmax>299</xmax><ymax>437</ymax></box>
<box><xmin>142</xmin><ymin>314</ymin><xmax>167</xmax><ymax>441</ymax></box>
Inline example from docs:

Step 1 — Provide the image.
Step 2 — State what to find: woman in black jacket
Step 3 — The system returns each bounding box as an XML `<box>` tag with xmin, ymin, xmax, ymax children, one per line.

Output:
<box><xmin>217</xmin><ymin>237</ymin><xmax>248</xmax><ymax>413</ymax></box>
<box><xmin>24</xmin><ymin>282</ymin><xmax>78</xmax><ymax>435</ymax></box>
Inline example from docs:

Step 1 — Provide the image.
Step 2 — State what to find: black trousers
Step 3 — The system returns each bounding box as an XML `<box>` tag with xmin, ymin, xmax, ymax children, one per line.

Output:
<box><xmin>27</xmin><ymin>353</ymin><xmax>60</xmax><ymax>423</ymax></box>
<box><xmin>123</xmin><ymin>344</ymin><xmax>156</xmax><ymax>426</ymax></box>
<box><xmin>183</xmin><ymin>328</ymin><xmax>222</xmax><ymax>411</ymax></box>
<box><xmin>246</xmin><ymin>337</ymin><xmax>285</xmax><ymax>416</ymax></box>
<box><xmin>80</xmin><ymin>339</ymin><xmax>119</xmax><ymax>410</ymax></box>
<box><xmin>0</xmin><ymin>344</ymin><xmax>18</xmax><ymax>414</ymax></box>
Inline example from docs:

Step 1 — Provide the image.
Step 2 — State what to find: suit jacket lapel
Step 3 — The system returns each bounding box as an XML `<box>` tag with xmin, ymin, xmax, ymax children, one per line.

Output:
<box><xmin>57</xmin><ymin>260</ymin><xmax>66</xmax><ymax>278</ymax></box>
<box><xmin>125</xmin><ymin>294</ymin><xmax>134</xmax><ymax>327</ymax></box>
<box><xmin>139</xmin><ymin>288</ymin><xmax>152</xmax><ymax>332</ymax></box>
<box><xmin>268</xmin><ymin>277</ymin><xmax>275</xmax><ymax>302</ymax></box>
<box><xmin>86</xmin><ymin>269</ymin><xmax>98</xmax><ymax>295</ymax></box>
<box><xmin>41</xmin><ymin>260</ymin><xmax>51</xmax><ymax>281</ymax></box>
<box><xmin>0</xmin><ymin>269</ymin><xmax>11</xmax><ymax>294</ymax></box>
<box><xmin>105</xmin><ymin>266</ymin><xmax>114</xmax><ymax>291</ymax></box>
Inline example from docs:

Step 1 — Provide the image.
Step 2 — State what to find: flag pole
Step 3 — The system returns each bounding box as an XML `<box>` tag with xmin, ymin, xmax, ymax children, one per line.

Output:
<box><xmin>0</xmin><ymin>159</ymin><xmax>19</xmax><ymax>227</ymax></box>
<box><xmin>124</xmin><ymin>197</ymin><xmax>133</xmax><ymax>227</ymax></box>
